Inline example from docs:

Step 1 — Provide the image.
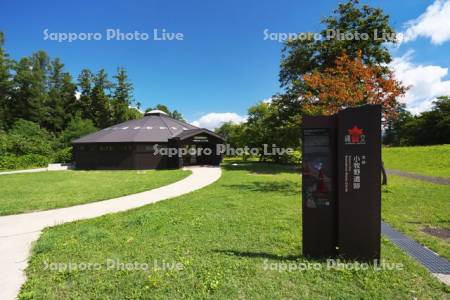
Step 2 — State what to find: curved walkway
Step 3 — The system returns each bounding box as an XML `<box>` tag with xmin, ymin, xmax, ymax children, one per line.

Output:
<box><xmin>0</xmin><ymin>166</ymin><xmax>222</xmax><ymax>300</ymax></box>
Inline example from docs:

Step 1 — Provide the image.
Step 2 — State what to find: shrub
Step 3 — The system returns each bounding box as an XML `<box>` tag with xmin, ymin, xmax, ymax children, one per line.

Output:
<box><xmin>53</xmin><ymin>147</ymin><xmax>73</xmax><ymax>163</ymax></box>
<box><xmin>7</xmin><ymin>119</ymin><xmax>54</xmax><ymax>157</ymax></box>
<box><xmin>59</xmin><ymin>117</ymin><xmax>97</xmax><ymax>147</ymax></box>
<box><xmin>0</xmin><ymin>154</ymin><xmax>50</xmax><ymax>170</ymax></box>
<box><xmin>279</xmin><ymin>149</ymin><xmax>302</xmax><ymax>165</ymax></box>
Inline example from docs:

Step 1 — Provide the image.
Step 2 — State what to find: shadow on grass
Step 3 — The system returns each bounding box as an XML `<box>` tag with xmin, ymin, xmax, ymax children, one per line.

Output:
<box><xmin>213</xmin><ymin>249</ymin><xmax>302</xmax><ymax>261</ymax></box>
<box><xmin>223</xmin><ymin>181</ymin><xmax>300</xmax><ymax>196</ymax></box>
<box><xmin>222</xmin><ymin>160</ymin><xmax>301</xmax><ymax>175</ymax></box>
<box><xmin>213</xmin><ymin>249</ymin><xmax>331</xmax><ymax>263</ymax></box>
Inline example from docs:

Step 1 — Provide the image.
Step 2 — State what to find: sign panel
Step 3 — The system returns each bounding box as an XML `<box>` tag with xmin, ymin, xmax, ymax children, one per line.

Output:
<box><xmin>337</xmin><ymin>105</ymin><xmax>381</xmax><ymax>261</ymax></box>
<box><xmin>303</xmin><ymin>129</ymin><xmax>333</xmax><ymax>208</ymax></box>
<box><xmin>302</xmin><ymin>116</ymin><xmax>337</xmax><ymax>258</ymax></box>
<box><xmin>301</xmin><ymin>105</ymin><xmax>381</xmax><ymax>261</ymax></box>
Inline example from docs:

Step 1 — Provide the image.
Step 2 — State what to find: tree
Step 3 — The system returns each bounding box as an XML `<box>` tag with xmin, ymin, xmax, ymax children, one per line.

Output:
<box><xmin>302</xmin><ymin>51</ymin><xmax>406</xmax><ymax>121</ymax></box>
<box><xmin>215</xmin><ymin>121</ymin><xmax>248</xmax><ymax>160</ymax></box>
<box><xmin>77</xmin><ymin>69</ymin><xmax>94</xmax><ymax>120</ymax></box>
<box><xmin>246</xmin><ymin>102</ymin><xmax>300</xmax><ymax>162</ymax></box>
<box><xmin>126</xmin><ymin>106</ymin><xmax>143</xmax><ymax>120</ymax></box>
<box><xmin>91</xmin><ymin>69</ymin><xmax>112</xmax><ymax>128</ymax></box>
<box><xmin>401</xmin><ymin>96</ymin><xmax>450</xmax><ymax>145</ymax></box>
<box><xmin>61</xmin><ymin>72</ymin><xmax>78</xmax><ymax>125</ymax></box>
<box><xmin>145</xmin><ymin>104</ymin><xmax>185</xmax><ymax>121</ymax></box>
<box><xmin>112</xmin><ymin>67</ymin><xmax>133</xmax><ymax>123</ymax></box>
<box><xmin>44</xmin><ymin>58</ymin><xmax>76</xmax><ymax>132</ymax></box>
<box><xmin>59</xmin><ymin>116</ymin><xmax>97</xmax><ymax>146</ymax></box>
<box><xmin>383</xmin><ymin>103</ymin><xmax>413</xmax><ymax>145</ymax></box>
<box><xmin>301</xmin><ymin>51</ymin><xmax>406</xmax><ymax>185</ymax></box>
<box><xmin>275</xmin><ymin>0</ymin><xmax>397</xmax><ymax>121</ymax></box>
<box><xmin>0</xmin><ymin>32</ymin><xmax>13</xmax><ymax>129</ymax></box>
<box><xmin>11</xmin><ymin>55</ymin><xmax>48</xmax><ymax>125</ymax></box>
<box><xmin>45</xmin><ymin>58</ymin><xmax>65</xmax><ymax>131</ymax></box>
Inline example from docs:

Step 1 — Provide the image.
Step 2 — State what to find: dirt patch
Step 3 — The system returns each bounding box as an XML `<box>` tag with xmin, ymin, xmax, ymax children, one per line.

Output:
<box><xmin>422</xmin><ymin>226</ymin><xmax>450</xmax><ymax>239</ymax></box>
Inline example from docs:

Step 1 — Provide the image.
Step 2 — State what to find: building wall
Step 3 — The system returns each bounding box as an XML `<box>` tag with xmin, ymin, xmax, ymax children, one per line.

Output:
<box><xmin>73</xmin><ymin>135</ymin><xmax>224</xmax><ymax>170</ymax></box>
<box><xmin>73</xmin><ymin>142</ymin><xmax>170</xmax><ymax>170</ymax></box>
<box><xmin>134</xmin><ymin>143</ymin><xmax>170</xmax><ymax>169</ymax></box>
<box><xmin>177</xmin><ymin>134</ymin><xmax>224</xmax><ymax>167</ymax></box>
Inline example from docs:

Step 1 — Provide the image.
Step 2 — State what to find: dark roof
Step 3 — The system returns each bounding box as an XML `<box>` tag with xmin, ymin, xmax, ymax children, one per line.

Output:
<box><xmin>72</xmin><ymin>112</ymin><xmax>224</xmax><ymax>144</ymax></box>
<box><xmin>172</xmin><ymin>128</ymin><xmax>225</xmax><ymax>141</ymax></box>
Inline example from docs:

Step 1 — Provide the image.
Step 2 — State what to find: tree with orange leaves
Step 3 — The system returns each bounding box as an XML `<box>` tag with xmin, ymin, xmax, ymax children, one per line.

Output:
<box><xmin>303</xmin><ymin>51</ymin><xmax>407</xmax><ymax>122</ymax></box>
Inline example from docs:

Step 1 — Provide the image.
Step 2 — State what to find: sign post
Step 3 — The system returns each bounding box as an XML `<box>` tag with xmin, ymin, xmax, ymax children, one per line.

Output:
<box><xmin>301</xmin><ymin>104</ymin><xmax>381</xmax><ymax>261</ymax></box>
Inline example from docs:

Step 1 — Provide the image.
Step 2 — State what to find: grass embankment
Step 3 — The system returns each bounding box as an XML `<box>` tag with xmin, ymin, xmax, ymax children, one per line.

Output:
<box><xmin>383</xmin><ymin>145</ymin><xmax>450</xmax><ymax>178</ymax></box>
<box><xmin>382</xmin><ymin>175</ymin><xmax>450</xmax><ymax>259</ymax></box>
<box><xmin>19</xmin><ymin>162</ymin><xmax>448</xmax><ymax>299</ymax></box>
<box><xmin>0</xmin><ymin>169</ymin><xmax>190</xmax><ymax>216</ymax></box>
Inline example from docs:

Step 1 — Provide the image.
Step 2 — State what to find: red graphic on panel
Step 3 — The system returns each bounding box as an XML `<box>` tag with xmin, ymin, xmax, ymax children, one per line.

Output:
<box><xmin>317</xmin><ymin>169</ymin><xmax>328</xmax><ymax>193</ymax></box>
<box><xmin>348</xmin><ymin>126</ymin><xmax>363</xmax><ymax>143</ymax></box>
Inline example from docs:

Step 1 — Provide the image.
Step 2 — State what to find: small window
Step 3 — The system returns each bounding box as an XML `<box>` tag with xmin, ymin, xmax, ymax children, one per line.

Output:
<box><xmin>99</xmin><ymin>145</ymin><xmax>114</xmax><ymax>151</ymax></box>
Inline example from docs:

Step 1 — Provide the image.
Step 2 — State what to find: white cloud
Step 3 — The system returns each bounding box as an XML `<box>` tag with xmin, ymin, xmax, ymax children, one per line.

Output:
<box><xmin>191</xmin><ymin>112</ymin><xmax>247</xmax><ymax>130</ymax></box>
<box><xmin>75</xmin><ymin>91</ymin><xmax>81</xmax><ymax>100</ymax></box>
<box><xmin>401</xmin><ymin>0</ymin><xmax>450</xmax><ymax>45</ymax></box>
<box><xmin>390</xmin><ymin>50</ymin><xmax>450</xmax><ymax>114</ymax></box>
<box><xmin>262</xmin><ymin>97</ymin><xmax>273</xmax><ymax>104</ymax></box>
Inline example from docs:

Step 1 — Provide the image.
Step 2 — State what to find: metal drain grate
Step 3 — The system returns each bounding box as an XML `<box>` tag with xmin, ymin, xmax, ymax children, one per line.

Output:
<box><xmin>382</xmin><ymin>222</ymin><xmax>450</xmax><ymax>274</ymax></box>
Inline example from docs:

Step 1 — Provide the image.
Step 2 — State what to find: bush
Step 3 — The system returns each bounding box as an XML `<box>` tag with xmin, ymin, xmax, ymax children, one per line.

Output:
<box><xmin>279</xmin><ymin>149</ymin><xmax>302</xmax><ymax>165</ymax></box>
<box><xmin>59</xmin><ymin>117</ymin><xmax>97</xmax><ymax>147</ymax></box>
<box><xmin>7</xmin><ymin>119</ymin><xmax>54</xmax><ymax>157</ymax></box>
<box><xmin>53</xmin><ymin>147</ymin><xmax>72</xmax><ymax>163</ymax></box>
<box><xmin>0</xmin><ymin>131</ymin><xmax>11</xmax><ymax>156</ymax></box>
<box><xmin>0</xmin><ymin>154</ymin><xmax>50</xmax><ymax>170</ymax></box>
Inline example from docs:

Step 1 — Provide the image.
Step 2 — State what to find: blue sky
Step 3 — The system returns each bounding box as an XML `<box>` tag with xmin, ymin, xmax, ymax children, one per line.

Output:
<box><xmin>1</xmin><ymin>0</ymin><xmax>450</xmax><ymax>128</ymax></box>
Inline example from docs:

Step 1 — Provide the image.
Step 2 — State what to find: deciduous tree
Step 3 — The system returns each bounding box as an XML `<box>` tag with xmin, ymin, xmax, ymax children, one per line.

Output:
<box><xmin>302</xmin><ymin>51</ymin><xmax>406</xmax><ymax>121</ymax></box>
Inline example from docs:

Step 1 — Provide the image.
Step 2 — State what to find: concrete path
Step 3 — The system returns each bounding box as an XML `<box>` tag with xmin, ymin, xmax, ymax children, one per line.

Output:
<box><xmin>387</xmin><ymin>169</ymin><xmax>450</xmax><ymax>186</ymax></box>
<box><xmin>0</xmin><ymin>164</ymin><xmax>72</xmax><ymax>176</ymax></box>
<box><xmin>0</xmin><ymin>166</ymin><xmax>221</xmax><ymax>300</ymax></box>
<box><xmin>0</xmin><ymin>167</ymin><xmax>48</xmax><ymax>176</ymax></box>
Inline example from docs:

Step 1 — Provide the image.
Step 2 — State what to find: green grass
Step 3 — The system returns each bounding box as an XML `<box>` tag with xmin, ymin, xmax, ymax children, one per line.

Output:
<box><xmin>382</xmin><ymin>175</ymin><xmax>450</xmax><ymax>259</ymax></box>
<box><xmin>0</xmin><ymin>169</ymin><xmax>190</xmax><ymax>216</ymax></box>
<box><xmin>19</xmin><ymin>162</ymin><xmax>448</xmax><ymax>299</ymax></box>
<box><xmin>383</xmin><ymin>144</ymin><xmax>450</xmax><ymax>178</ymax></box>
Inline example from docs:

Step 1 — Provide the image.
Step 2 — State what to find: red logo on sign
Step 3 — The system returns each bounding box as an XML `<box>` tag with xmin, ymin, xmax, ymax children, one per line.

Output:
<box><xmin>348</xmin><ymin>126</ymin><xmax>363</xmax><ymax>143</ymax></box>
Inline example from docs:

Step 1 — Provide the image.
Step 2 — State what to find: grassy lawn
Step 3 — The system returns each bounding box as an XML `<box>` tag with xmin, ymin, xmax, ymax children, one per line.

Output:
<box><xmin>20</xmin><ymin>162</ymin><xmax>448</xmax><ymax>299</ymax></box>
<box><xmin>0</xmin><ymin>170</ymin><xmax>190</xmax><ymax>216</ymax></box>
<box><xmin>383</xmin><ymin>145</ymin><xmax>450</xmax><ymax>178</ymax></box>
<box><xmin>382</xmin><ymin>175</ymin><xmax>450</xmax><ymax>259</ymax></box>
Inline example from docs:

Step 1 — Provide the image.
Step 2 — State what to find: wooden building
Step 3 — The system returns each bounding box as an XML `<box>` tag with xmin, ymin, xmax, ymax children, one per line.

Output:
<box><xmin>72</xmin><ymin>110</ymin><xmax>225</xmax><ymax>170</ymax></box>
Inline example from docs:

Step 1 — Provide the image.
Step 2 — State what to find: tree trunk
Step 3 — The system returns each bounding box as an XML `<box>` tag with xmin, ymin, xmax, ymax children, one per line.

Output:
<box><xmin>381</xmin><ymin>161</ymin><xmax>387</xmax><ymax>185</ymax></box>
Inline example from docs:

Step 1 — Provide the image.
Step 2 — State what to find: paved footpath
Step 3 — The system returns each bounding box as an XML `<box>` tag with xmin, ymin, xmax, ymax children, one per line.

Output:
<box><xmin>0</xmin><ymin>166</ymin><xmax>221</xmax><ymax>300</ymax></box>
<box><xmin>387</xmin><ymin>169</ymin><xmax>450</xmax><ymax>186</ymax></box>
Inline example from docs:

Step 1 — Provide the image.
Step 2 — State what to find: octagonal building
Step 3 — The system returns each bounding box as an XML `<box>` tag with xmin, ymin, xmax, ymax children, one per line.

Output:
<box><xmin>72</xmin><ymin>110</ymin><xmax>225</xmax><ymax>169</ymax></box>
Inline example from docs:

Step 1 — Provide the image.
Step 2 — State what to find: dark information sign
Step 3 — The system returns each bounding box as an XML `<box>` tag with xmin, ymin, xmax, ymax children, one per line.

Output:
<box><xmin>337</xmin><ymin>105</ymin><xmax>381</xmax><ymax>261</ymax></box>
<box><xmin>301</xmin><ymin>105</ymin><xmax>381</xmax><ymax>261</ymax></box>
<box><xmin>303</xmin><ymin>129</ymin><xmax>333</xmax><ymax>208</ymax></box>
<box><xmin>302</xmin><ymin>116</ymin><xmax>337</xmax><ymax>258</ymax></box>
